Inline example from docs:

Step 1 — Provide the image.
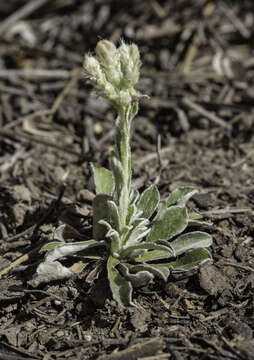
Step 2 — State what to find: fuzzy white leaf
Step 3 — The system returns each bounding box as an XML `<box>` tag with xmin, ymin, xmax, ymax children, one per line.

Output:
<box><xmin>29</xmin><ymin>261</ymin><xmax>74</xmax><ymax>287</ymax></box>
<box><xmin>171</xmin><ymin>231</ymin><xmax>212</xmax><ymax>256</ymax></box>
<box><xmin>45</xmin><ymin>240</ymin><xmax>103</xmax><ymax>262</ymax></box>
<box><xmin>137</xmin><ymin>184</ymin><xmax>160</xmax><ymax>219</ymax></box>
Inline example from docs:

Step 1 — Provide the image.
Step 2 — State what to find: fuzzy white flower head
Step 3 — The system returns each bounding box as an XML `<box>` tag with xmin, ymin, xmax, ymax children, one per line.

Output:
<box><xmin>84</xmin><ymin>39</ymin><xmax>142</xmax><ymax>106</ymax></box>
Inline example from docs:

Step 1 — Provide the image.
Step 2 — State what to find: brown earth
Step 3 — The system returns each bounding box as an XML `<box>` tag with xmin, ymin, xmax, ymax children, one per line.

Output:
<box><xmin>0</xmin><ymin>1</ymin><xmax>254</xmax><ymax>359</ymax></box>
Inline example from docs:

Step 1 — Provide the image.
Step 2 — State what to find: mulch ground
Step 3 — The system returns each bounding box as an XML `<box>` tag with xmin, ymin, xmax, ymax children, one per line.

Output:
<box><xmin>0</xmin><ymin>1</ymin><xmax>254</xmax><ymax>359</ymax></box>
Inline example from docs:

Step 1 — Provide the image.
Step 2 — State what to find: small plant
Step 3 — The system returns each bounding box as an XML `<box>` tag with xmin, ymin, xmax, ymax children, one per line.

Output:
<box><xmin>37</xmin><ymin>40</ymin><xmax>212</xmax><ymax>307</ymax></box>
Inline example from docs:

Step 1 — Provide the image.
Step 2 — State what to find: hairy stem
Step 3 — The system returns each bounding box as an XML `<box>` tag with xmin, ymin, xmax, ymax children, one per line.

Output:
<box><xmin>115</xmin><ymin>104</ymin><xmax>132</xmax><ymax>231</ymax></box>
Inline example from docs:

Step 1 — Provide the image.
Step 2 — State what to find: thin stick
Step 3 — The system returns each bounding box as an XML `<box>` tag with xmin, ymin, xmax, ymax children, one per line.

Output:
<box><xmin>0</xmin><ymin>69</ymin><xmax>71</xmax><ymax>80</ymax></box>
<box><xmin>0</xmin><ymin>225</ymin><xmax>35</xmax><ymax>243</ymax></box>
<box><xmin>201</xmin><ymin>207</ymin><xmax>252</xmax><ymax>215</ymax></box>
<box><xmin>182</xmin><ymin>97</ymin><xmax>231</xmax><ymax>129</ymax></box>
<box><xmin>4</xmin><ymin>109</ymin><xmax>53</xmax><ymax>130</ymax></box>
<box><xmin>219</xmin><ymin>2</ymin><xmax>250</xmax><ymax>39</ymax></box>
<box><xmin>141</xmin><ymin>69</ymin><xmax>223</xmax><ymax>81</ymax></box>
<box><xmin>0</xmin><ymin>129</ymin><xmax>81</xmax><ymax>157</ymax></box>
<box><xmin>221</xmin><ymin>262</ymin><xmax>254</xmax><ymax>273</ymax></box>
<box><xmin>133</xmin><ymin>145</ymin><xmax>173</xmax><ymax>167</ymax></box>
<box><xmin>0</xmin><ymin>0</ymin><xmax>50</xmax><ymax>34</ymax></box>
<box><xmin>0</xmin><ymin>247</ymin><xmax>40</xmax><ymax>279</ymax></box>
<box><xmin>181</xmin><ymin>3</ymin><xmax>216</xmax><ymax>73</ymax></box>
<box><xmin>231</xmin><ymin>149</ymin><xmax>254</xmax><ymax>168</ymax></box>
<box><xmin>51</xmin><ymin>68</ymin><xmax>81</xmax><ymax>115</ymax></box>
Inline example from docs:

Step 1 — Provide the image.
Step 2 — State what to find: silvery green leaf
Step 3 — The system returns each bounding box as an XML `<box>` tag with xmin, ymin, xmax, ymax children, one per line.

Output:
<box><xmin>129</xmin><ymin>188</ymin><xmax>139</xmax><ymax>205</ymax></box>
<box><xmin>107</xmin><ymin>200</ymin><xmax>121</xmax><ymax>231</ymax></box>
<box><xmin>157</xmin><ymin>187</ymin><xmax>197</xmax><ymax>220</ymax></box>
<box><xmin>144</xmin><ymin>263</ymin><xmax>170</xmax><ymax>280</ymax></box>
<box><xmin>110</xmin><ymin>152</ymin><xmax>124</xmax><ymax>195</ymax></box>
<box><xmin>91</xmin><ymin>164</ymin><xmax>115</xmax><ymax>195</ymax></box>
<box><xmin>188</xmin><ymin>212</ymin><xmax>212</xmax><ymax>227</ymax></box>
<box><xmin>126</xmin><ymin>226</ymin><xmax>150</xmax><ymax>247</ymax></box>
<box><xmin>121</xmin><ymin>242</ymin><xmax>174</xmax><ymax>259</ymax></box>
<box><xmin>41</xmin><ymin>240</ymin><xmax>106</xmax><ymax>260</ymax></box>
<box><xmin>123</xmin><ymin>218</ymin><xmax>150</xmax><ymax>247</ymax></box>
<box><xmin>118</xmin><ymin>185</ymin><xmax>130</xmax><ymax>226</ymax></box>
<box><xmin>93</xmin><ymin>194</ymin><xmax>112</xmax><ymax>240</ymax></box>
<box><xmin>40</xmin><ymin>241</ymin><xmax>62</xmax><ymax>253</ymax></box>
<box><xmin>136</xmin><ymin>249</ymin><xmax>173</xmax><ymax>262</ymax></box>
<box><xmin>117</xmin><ymin>263</ymin><xmax>154</xmax><ymax>288</ymax></box>
<box><xmin>171</xmin><ymin>231</ymin><xmax>212</xmax><ymax>256</ymax></box>
<box><xmin>45</xmin><ymin>240</ymin><xmax>104</xmax><ymax>262</ymax></box>
<box><xmin>137</xmin><ymin>184</ymin><xmax>160</xmax><ymax>220</ymax></box>
<box><xmin>128</xmin><ymin>208</ymin><xmax>143</xmax><ymax>225</ymax></box>
<box><xmin>155</xmin><ymin>239</ymin><xmax>175</xmax><ymax>248</ymax></box>
<box><xmin>130</xmin><ymin>101</ymin><xmax>139</xmax><ymax>119</ymax></box>
<box><xmin>188</xmin><ymin>212</ymin><xmax>203</xmax><ymax>220</ymax></box>
<box><xmin>127</xmin><ymin>263</ymin><xmax>169</xmax><ymax>281</ymax></box>
<box><xmin>166</xmin><ymin>187</ymin><xmax>198</xmax><ymax>207</ymax></box>
<box><xmin>188</xmin><ymin>219</ymin><xmax>213</xmax><ymax>227</ymax></box>
<box><xmin>107</xmin><ymin>256</ymin><xmax>135</xmax><ymax>307</ymax></box>
<box><xmin>156</xmin><ymin>248</ymin><xmax>212</xmax><ymax>272</ymax></box>
<box><xmin>126</xmin><ymin>204</ymin><xmax>135</xmax><ymax>225</ymax></box>
<box><xmin>148</xmin><ymin>206</ymin><xmax>188</xmax><ymax>242</ymax></box>
<box><xmin>132</xmin><ymin>217</ymin><xmax>150</xmax><ymax>228</ymax></box>
<box><xmin>99</xmin><ymin>219</ymin><xmax>121</xmax><ymax>253</ymax></box>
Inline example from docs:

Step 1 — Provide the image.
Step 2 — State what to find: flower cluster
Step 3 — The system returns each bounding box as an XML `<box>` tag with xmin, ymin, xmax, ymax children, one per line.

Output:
<box><xmin>83</xmin><ymin>40</ymin><xmax>141</xmax><ymax>108</ymax></box>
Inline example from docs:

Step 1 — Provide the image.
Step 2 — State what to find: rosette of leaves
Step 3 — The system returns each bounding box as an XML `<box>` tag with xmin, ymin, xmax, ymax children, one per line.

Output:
<box><xmin>40</xmin><ymin>181</ymin><xmax>212</xmax><ymax>307</ymax></box>
<box><xmin>37</xmin><ymin>40</ymin><xmax>213</xmax><ymax>307</ymax></box>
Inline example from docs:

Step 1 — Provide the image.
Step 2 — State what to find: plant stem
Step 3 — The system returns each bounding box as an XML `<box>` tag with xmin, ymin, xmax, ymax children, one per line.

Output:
<box><xmin>115</xmin><ymin>103</ymin><xmax>133</xmax><ymax>231</ymax></box>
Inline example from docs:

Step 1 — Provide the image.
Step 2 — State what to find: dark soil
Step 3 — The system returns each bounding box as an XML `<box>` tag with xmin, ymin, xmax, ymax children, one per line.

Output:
<box><xmin>1</xmin><ymin>1</ymin><xmax>254</xmax><ymax>359</ymax></box>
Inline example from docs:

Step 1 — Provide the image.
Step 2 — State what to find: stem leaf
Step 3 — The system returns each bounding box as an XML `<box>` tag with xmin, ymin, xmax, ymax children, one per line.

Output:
<box><xmin>171</xmin><ymin>231</ymin><xmax>212</xmax><ymax>256</ymax></box>
<box><xmin>121</xmin><ymin>242</ymin><xmax>173</xmax><ymax>259</ymax></box>
<box><xmin>93</xmin><ymin>194</ymin><xmax>112</xmax><ymax>240</ymax></box>
<box><xmin>91</xmin><ymin>164</ymin><xmax>115</xmax><ymax>195</ymax></box>
<box><xmin>128</xmin><ymin>263</ymin><xmax>170</xmax><ymax>281</ymax></box>
<box><xmin>136</xmin><ymin>249</ymin><xmax>173</xmax><ymax>262</ymax></box>
<box><xmin>107</xmin><ymin>256</ymin><xmax>135</xmax><ymax>307</ymax></box>
<box><xmin>117</xmin><ymin>263</ymin><xmax>154</xmax><ymax>288</ymax></box>
<box><xmin>149</xmin><ymin>206</ymin><xmax>188</xmax><ymax>242</ymax></box>
<box><xmin>44</xmin><ymin>240</ymin><xmax>105</xmax><ymax>262</ymax></box>
<box><xmin>40</xmin><ymin>241</ymin><xmax>63</xmax><ymax>252</ymax></box>
<box><xmin>157</xmin><ymin>187</ymin><xmax>197</xmax><ymax>220</ymax></box>
<box><xmin>137</xmin><ymin>184</ymin><xmax>160</xmax><ymax>220</ymax></box>
<box><xmin>155</xmin><ymin>248</ymin><xmax>212</xmax><ymax>272</ymax></box>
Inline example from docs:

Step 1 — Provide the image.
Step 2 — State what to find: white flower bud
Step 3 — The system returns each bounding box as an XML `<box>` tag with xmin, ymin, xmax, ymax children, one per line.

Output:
<box><xmin>119</xmin><ymin>41</ymin><xmax>140</xmax><ymax>88</ymax></box>
<box><xmin>96</xmin><ymin>40</ymin><xmax>122</xmax><ymax>88</ymax></box>
<box><xmin>128</xmin><ymin>44</ymin><xmax>141</xmax><ymax>84</ymax></box>
<box><xmin>96</xmin><ymin>40</ymin><xmax>117</xmax><ymax>66</ymax></box>
<box><xmin>83</xmin><ymin>55</ymin><xmax>104</xmax><ymax>87</ymax></box>
<box><xmin>84</xmin><ymin>54</ymin><xmax>117</xmax><ymax>101</ymax></box>
<box><xmin>119</xmin><ymin>42</ymin><xmax>131</xmax><ymax>70</ymax></box>
<box><xmin>129</xmin><ymin>44</ymin><xmax>140</xmax><ymax>68</ymax></box>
